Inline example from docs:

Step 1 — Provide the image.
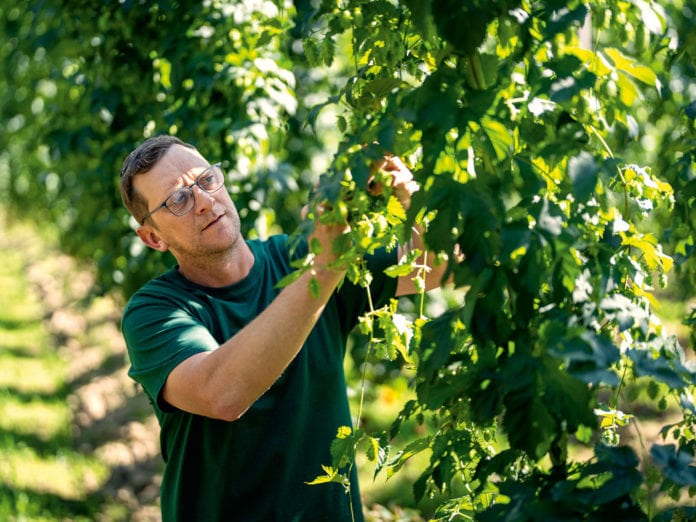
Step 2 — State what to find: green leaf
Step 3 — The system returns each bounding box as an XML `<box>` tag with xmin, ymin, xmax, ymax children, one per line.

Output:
<box><xmin>593</xmin><ymin>443</ymin><xmax>640</xmax><ymax>470</ymax></box>
<box><xmin>477</xmin><ymin>52</ymin><xmax>499</xmax><ymax>90</ymax></box>
<box><xmin>481</xmin><ymin>117</ymin><xmax>512</xmax><ymax>160</ymax></box>
<box><xmin>431</xmin><ymin>0</ymin><xmax>490</xmax><ymax>54</ymax></box>
<box><xmin>537</xmin><ymin>198</ymin><xmax>564</xmax><ymax>237</ymax></box>
<box><xmin>627</xmin><ymin>349</ymin><xmax>690</xmax><ymax>389</ymax></box>
<box><xmin>549</xmin><ymin>71</ymin><xmax>596</xmax><ymax>103</ymax></box>
<box><xmin>579</xmin><ymin>446</ymin><xmax>643</xmax><ymax>506</ymax></box>
<box><xmin>565</xmin><ymin>46</ymin><xmax>612</xmax><ymax>77</ymax></box>
<box><xmin>501</xmin><ymin>355</ymin><xmax>555</xmax><ymax>458</ymax></box>
<box><xmin>568</xmin><ymin>152</ymin><xmax>598</xmax><ymax>203</ymax></box>
<box><xmin>275</xmin><ymin>267</ymin><xmax>306</xmax><ymax>289</ymax></box>
<box><xmin>541</xmin><ymin>355</ymin><xmax>596</xmax><ymax>431</ymax></box>
<box><xmin>462</xmin><ymin>268</ymin><xmax>492</xmax><ymax>330</ymax></box>
<box><xmin>543</xmin><ymin>328</ymin><xmax>621</xmax><ymax>386</ymax></box>
<box><xmin>305</xmin><ymin>464</ymin><xmax>344</xmax><ymax>485</ymax></box>
<box><xmin>419</xmin><ymin>177</ymin><xmax>498</xmax><ymax>274</ymax></box>
<box><xmin>385</xmin><ymin>437</ymin><xmax>431</xmax><ymax>478</ymax></box>
<box><xmin>384</xmin><ymin>263</ymin><xmax>413</xmax><ymax>278</ymax></box>
<box><xmin>330</xmin><ymin>426</ymin><xmax>361</xmax><ymax>469</ymax></box>
<box><xmin>403</xmin><ymin>0</ymin><xmax>436</xmax><ymax>40</ymax></box>
<box><xmin>605</xmin><ymin>47</ymin><xmax>658</xmax><ymax>86</ymax></box>
<box><xmin>309</xmin><ymin>276</ymin><xmax>320</xmax><ymax>298</ymax></box>
<box><xmin>543</xmin><ymin>3</ymin><xmax>588</xmax><ymax>40</ymax></box>
<box><xmin>386</xmin><ymin>195</ymin><xmax>406</xmax><ymax>223</ymax></box>
<box><xmin>413</xmin><ymin>471</ymin><xmax>429</xmax><ymax>503</ymax></box>
<box><xmin>592</xmin><ymin>469</ymin><xmax>644</xmax><ymax>505</ymax></box>
<box><xmin>504</xmin><ymin>393</ymin><xmax>555</xmax><ymax>459</ymax></box>
<box><xmin>620</xmin><ymin>232</ymin><xmax>673</xmax><ymax>272</ymax></box>
<box><xmin>418</xmin><ymin>309</ymin><xmax>462</xmax><ymax>383</ymax></box>
<box><xmin>575</xmin><ymin>424</ymin><xmax>593</xmax><ymax>444</ymax></box>
<box><xmin>474</xmin><ymin>448</ymin><xmax>523</xmax><ymax>488</ymax></box>
<box><xmin>365</xmin><ymin>435</ymin><xmax>384</xmax><ymax>464</ymax></box>
<box><xmin>377</xmin><ymin>308</ymin><xmax>414</xmax><ymax>362</ymax></box>
<box><xmin>363</xmin><ymin>77</ymin><xmax>404</xmax><ymax>100</ymax></box>
<box><xmin>651</xmin><ymin>444</ymin><xmax>696</xmax><ymax>486</ymax></box>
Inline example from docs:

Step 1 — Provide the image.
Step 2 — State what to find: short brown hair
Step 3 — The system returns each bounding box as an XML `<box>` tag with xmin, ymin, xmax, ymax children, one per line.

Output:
<box><xmin>120</xmin><ymin>135</ymin><xmax>196</xmax><ymax>224</ymax></box>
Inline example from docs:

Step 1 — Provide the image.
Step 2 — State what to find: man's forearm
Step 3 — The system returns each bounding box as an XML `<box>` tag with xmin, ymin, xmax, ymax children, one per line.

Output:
<box><xmin>162</xmin><ymin>260</ymin><xmax>345</xmax><ymax>421</ymax></box>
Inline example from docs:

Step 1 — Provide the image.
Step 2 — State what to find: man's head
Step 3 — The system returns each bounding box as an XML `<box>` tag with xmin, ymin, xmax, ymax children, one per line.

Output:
<box><xmin>120</xmin><ymin>135</ymin><xmax>196</xmax><ymax>225</ymax></box>
<box><xmin>119</xmin><ymin>135</ymin><xmax>243</xmax><ymax>274</ymax></box>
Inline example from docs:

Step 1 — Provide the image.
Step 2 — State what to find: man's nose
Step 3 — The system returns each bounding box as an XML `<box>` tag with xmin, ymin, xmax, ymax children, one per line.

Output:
<box><xmin>193</xmin><ymin>185</ymin><xmax>215</xmax><ymax>213</ymax></box>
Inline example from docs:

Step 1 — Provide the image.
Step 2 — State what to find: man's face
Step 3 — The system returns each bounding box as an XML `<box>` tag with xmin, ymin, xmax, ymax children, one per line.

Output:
<box><xmin>134</xmin><ymin>144</ymin><xmax>242</xmax><ymax>262</ymax></box>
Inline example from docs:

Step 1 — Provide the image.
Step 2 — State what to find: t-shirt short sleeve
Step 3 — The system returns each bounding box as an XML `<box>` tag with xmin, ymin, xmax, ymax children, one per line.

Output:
<box><xmin>122</xmin><ymin>283</ymin><xmax>219</xmax><ymax>415</ymax></box>
<box><xmin>120</xmin><ymin>235</ymin><xmax>396</xmax><ymax>521</ymax></box>
<box><xmin>121</xmin><ymin>235</ymin><xmax>398</xmax><ymax>416</ymax></box>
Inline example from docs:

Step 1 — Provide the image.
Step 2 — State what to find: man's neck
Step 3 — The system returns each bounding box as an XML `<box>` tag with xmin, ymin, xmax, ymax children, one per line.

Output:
<box><xmin>177</xmin><ymin>240</ymin><xmax>255</xmax><ymax>288</ymax></box>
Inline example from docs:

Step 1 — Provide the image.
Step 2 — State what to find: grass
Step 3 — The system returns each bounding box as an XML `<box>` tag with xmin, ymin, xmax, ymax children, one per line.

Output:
<box><xmin>0</xmin><ymin>220</ymin><xmax>110</xmax><ymax>521</ymax></box>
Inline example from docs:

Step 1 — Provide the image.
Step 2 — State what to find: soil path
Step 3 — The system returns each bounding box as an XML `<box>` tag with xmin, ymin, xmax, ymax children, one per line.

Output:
<box><xmin>3</xmin><ymin>217</ymin><xmax>162</xmax><ymax>521</ymax></box>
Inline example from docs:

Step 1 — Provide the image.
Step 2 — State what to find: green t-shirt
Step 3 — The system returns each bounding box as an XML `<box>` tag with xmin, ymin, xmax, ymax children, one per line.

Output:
<box><xmin>121</xmin><ymin>235</ymin><xmax>397</xmax><ymax>521</ymax></box>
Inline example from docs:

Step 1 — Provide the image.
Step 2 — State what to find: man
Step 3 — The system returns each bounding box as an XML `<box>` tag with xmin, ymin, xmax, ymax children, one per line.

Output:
<box><xmin>119</xmin><ymin>135</ymin><xmax>444</xmax><ymax>521</ymax></box>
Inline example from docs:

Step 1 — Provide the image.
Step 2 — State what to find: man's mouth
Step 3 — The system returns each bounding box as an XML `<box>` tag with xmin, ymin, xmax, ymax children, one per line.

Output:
<box><xmin>203</xmin><ymin>213</ymin><xmax>223</xmax><ymax>231</ymax></box>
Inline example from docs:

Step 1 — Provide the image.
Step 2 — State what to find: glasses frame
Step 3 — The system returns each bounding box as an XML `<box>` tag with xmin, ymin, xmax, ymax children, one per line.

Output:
<box><xmin>140</xmin><ymin>162</ymin><xmax>224</xmax><ymax>224</ymax></box>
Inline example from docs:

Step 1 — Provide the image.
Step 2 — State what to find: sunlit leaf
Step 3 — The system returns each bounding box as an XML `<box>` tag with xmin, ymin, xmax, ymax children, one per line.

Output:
<box><xmin>605</xmin><ymin>47</ymin><xmax>658</xmax><ymax>86</ymax></box>
<box><xmin>305</xmin><ymin>465</ymin><xmax>343</xmax><ymax>485</ymax></box>
<box><xmin>564</xmin><ymin>46</ymin><xmax>612</xmax><ymax>76</ymax></box>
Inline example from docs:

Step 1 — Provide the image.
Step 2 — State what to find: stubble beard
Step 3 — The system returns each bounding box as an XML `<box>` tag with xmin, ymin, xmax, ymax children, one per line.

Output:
<box><xmin>173</xmin><ymin>213</ymin><xmax>243</xmax><ymax>267</ymax></box>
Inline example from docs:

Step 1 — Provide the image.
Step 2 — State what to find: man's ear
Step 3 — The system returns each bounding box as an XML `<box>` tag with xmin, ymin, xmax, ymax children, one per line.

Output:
<box><xmin>136</xmin><ymin>225</ymin><xmax>169</xmax><ymax>252</ymax></box>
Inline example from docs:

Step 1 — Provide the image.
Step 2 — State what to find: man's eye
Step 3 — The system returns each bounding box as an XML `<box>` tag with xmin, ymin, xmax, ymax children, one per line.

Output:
<box><xmin>200</xmin><ymin>173</ymin><xmax>218</xmax><ymax>188</ymax></box>
<box><xmin>168</xmin><ymin>189</ymin><xmax>190</xmax><ymax>209</ymax></box>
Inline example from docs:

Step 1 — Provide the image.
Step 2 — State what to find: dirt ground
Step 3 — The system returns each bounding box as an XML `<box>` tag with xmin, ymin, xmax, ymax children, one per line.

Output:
<box><xmin>11</xmin><ymin>221</ymin><xmax>163</xmax><ymax>521</ymax></box>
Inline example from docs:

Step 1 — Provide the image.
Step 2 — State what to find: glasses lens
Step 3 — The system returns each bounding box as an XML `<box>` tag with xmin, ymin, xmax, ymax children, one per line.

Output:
<box><xmin>199</xmin><ymin>165</ymin><xmax>224</xmax><ymax>192</ymax></box>
<box><xmin>166</xmin><ymin>188</ymin><xmax>194</xmax><ymax>215</ymax></box>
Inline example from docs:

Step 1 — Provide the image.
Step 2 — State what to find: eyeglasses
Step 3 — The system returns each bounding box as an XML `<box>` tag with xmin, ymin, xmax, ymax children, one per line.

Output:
<box><xmin>141</xmin><ymin>162</ymin><xmax>224</xmax><ymax>223</ymax></box>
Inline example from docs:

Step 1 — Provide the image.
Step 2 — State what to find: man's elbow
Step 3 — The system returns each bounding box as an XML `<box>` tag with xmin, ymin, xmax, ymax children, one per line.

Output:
<box><xmin>167</xmin><ymin>384</ymin><xmax>250</xmax><ymax>422</ymax></box>
<box><xmin>207</xmin><ymin>393</ymin><xmax>251</xmax><ymax>422</ymax></box>
<box><xmin>212</xmin><ymin>408</ymin><xmax>247</xmax><ymax>423</ymax></box>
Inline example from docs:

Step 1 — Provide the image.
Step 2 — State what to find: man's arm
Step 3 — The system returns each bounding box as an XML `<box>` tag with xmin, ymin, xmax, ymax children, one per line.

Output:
<box><xmin>372</xmin><ymin>155</ymin><xmax>449</xmax><ymax>297</ymax></box>
<box><xmin>395</xmin><ymin>225</ymin><xmax>449</xmax><ymax>297</ymax></box>
<box><xmin>161</xmin><ymin>222</ymin><xmax>346</xmax><ymax>422</ymax></box>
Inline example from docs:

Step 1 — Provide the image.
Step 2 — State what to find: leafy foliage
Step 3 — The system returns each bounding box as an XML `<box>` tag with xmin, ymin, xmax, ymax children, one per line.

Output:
<box><xmin>1</xmin><ymin>0</ymin><xmax>320</xmax><ymax>296</ymax></box>
<box><xmin>298</xmin><ymin>0</ymin><xmax>696</xmax><ymax>518</ymax></box>
<box><xmin>2</xmin><ymin>0</ymin><xmax>696</xmax><ymax>519</ymax></box>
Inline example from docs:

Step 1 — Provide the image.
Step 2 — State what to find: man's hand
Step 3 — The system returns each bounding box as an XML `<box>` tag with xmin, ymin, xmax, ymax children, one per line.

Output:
<box><xmin>312</xmin><ymin>212</ymin><xmax>350</xmax><ymax>271</ymax></box>
<box><xmin>366</xmin><ymin>155</ymin><xmax>451</xmax><ymax>296</ymax></box>
<box><xmin>301</xmin><ymin>201</ymin><xmax>350</xmax><ymax>272</ymax></box>
<box><xmin>368</xmin><ymin>155</ymin><xmax>419</xmax><ymax>210</ymax></box>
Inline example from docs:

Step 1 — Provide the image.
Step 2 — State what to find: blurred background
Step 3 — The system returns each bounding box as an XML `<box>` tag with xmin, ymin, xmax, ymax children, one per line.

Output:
<box><xmin>1</xmin><ymin>0</ymin><xmax>695</xmax><ymax>520</ymax></box>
